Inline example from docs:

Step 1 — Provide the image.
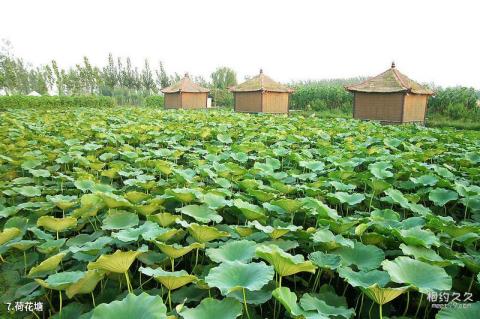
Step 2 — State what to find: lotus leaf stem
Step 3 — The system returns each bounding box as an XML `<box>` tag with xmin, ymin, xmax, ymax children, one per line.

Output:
<box><xmin>124</xmin><ymin>272</ymin><xmax>133</xmax><ymax>294</ymax></box>
<box><xmin>414</xmin><ymin>293</ymin><xmax>424</xmax><ymax>318</ymax></box>
<box><xmin>242</xmin><ymin>288</ymin><xmax>251</xmax><ymax>319</ymax></box>
<box><xmin>403</xmin><ymin>290</ymin><xmax>410</xmax><ymax>316</ymax></box>
<box><xmin>379</xmin><ymin>303</ymin><xmax>382</xmax><ymax>319</ymax></box>
<box><xmin>0</xmin><ymin>254</ymin><xmax>4</xmax><ymax>263</ymax></box>
<box><xmin>59</xmin><ymin>290</ymin><xmax>63</xmax><ymax>319</ymax></box>
<box><xmin>91</xmin><ymin>292</ymin><xmax>95</xmax><ymax>307</ymax></box>
<box><xmin>171</xmin><ymin>258</ymin><xmax>175</xmax><ymax>271</ymax></box>
<box><xmin>168</xmin><ymin>289</ymin><xmax>172</xmax><ymax>312</ymax></box>
<box><xmin>23</xmin><ymin>251</ymin><xmax>27</xmax><ymax>276</ymax></box>
<box><xmin>368</xmin><ymin>300</ymin><xmax>374</xmax><ymax>319</ymax></box>
<box><xmin>468</xmin><ymin>273</ymin><xmax>475</xmax><ymax>293</ymax></box>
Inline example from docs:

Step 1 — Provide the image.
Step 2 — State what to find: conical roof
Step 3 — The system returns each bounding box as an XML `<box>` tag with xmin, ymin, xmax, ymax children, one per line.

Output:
<box><xmin>346</xmin><ymin>63</ymin><xmax>433</xmax><ymax>95</ymax></box>
<box><xmin>230</xmin><ymin>69</ymin><xmax>293</xmax><ymax>93</ymax></box>
<box><xmin>161</xmin><ymin>73</ymin><xmax>209</xmax><ymax>93</ymax></box>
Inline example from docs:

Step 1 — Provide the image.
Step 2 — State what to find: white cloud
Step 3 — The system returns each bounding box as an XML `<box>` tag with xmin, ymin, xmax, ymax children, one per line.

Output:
<box><xmin>1</xmin><ymin>0</ymin><xmax>479</xmax><ymax>88</ymax></box>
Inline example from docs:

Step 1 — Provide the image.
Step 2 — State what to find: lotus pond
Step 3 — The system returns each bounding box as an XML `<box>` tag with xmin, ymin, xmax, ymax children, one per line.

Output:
<box><xmin>1</xmin><ymin>107</ymin><xmax>480</xmax><ymax>319</ymax></box>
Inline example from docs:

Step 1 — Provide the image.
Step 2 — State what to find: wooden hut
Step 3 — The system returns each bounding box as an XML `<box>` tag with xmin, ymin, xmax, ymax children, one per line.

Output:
<box><xmin>345</xmin><ymin>63</ymin><xmax>433</xmax><ymax>124</ymax></box>
<box><xmin>230</xmin><ymin>69</ymin><xmax>293</xmax><ymax>114</ymax></box>
<box><xmin>161</xmin><ymin>73</ymin><xmax>209</xmax><ymax>109</ymax></box>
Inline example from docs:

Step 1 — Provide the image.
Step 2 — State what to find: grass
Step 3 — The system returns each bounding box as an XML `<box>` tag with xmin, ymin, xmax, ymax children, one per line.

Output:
<box><xmin>426</xmin><ymin>113</ymin><xmax>480</xmax><ymax>131</ymax></box>
<box><xmin>292</xmin><ymin>108</ymin><xmax>480</xmax><ymax>131</ymax></box>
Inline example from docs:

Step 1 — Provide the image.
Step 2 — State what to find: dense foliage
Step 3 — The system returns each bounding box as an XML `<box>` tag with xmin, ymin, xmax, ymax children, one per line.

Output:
<box><xmin>0</xmin><ymin>95</ymin><xmax>115</xmax><ymax>109</ymax></box>
<box><xmin>144</xmin><ymin>96</ymin><xmax>165</xmax><ymax>108</ymax></box>
<box><xmin>1</xmin><ymin>107</ymin><xmax>480</xmax><ymax>318</ymax></box>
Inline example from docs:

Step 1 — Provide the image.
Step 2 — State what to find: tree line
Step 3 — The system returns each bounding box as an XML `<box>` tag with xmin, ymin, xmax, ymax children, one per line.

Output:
<box><xmin>0</xmin><ymin>39</ymin><xmax>237</xmax><ymax>106</ymax></box>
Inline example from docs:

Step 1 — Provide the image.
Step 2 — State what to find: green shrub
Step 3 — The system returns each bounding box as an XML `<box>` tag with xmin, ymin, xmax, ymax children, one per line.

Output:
<box><xmin>211</xmin><ymin>88</ymin><xmax>233</xmax><ymax>107</ymax></box>
<box><xmin>428</xmin><ymin>87</ymin><xmax>478</xmax><ymax>112</ymax></box>
<box><xmin>290</xmin><ymin>84</ymin><xmax>353</xmax><ymax>110</ymax></box>
<box><xmin>0</xmin><ymin>95</ymin><xmax>115</xmax><ymax>109</ymax></box>
<box><xmin>445</xmin><ymin>103</ymin><xmax>469</xmax><ymax>120</ymax></box>
<box><xmin>144</xmin><ymin>95</ymin><xmax>164</xmax><ymax>107</ymax></box>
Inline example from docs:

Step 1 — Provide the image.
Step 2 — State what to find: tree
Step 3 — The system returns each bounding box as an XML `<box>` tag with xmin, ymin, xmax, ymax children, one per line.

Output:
<box><xmin>103</xmin><ymin>53</ymin><xmax>118</xmax><ymax>90</ymax></box>
<box><xmin>155</xmin><ymin>61</ymin><xmax>170</xmax><ymax>89</ymax></box>
<box><xmin>141</xmin><ymin>59</ymin><xmax>156</xmax><ymax>94</ymax></box>
<box><xmin>211</xmin><ymin>67</ymin><xmax>237</xmax><ymax>89</ymax></box>
<box><xmin>51</xmin><ymin>60</ymin><xmax>64</xmax><ymax>95</ymax></box>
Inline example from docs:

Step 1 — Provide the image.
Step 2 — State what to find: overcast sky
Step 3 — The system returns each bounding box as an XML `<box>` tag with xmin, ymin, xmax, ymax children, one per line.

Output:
<box><xmin>1</xmin><ymin>0</ymin><xmax>479</xmax><ymax>88</ymax></box>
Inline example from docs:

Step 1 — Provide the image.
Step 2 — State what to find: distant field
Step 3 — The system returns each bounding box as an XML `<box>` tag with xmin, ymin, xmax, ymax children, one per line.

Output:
<box><xmin>1</xmin><ymin>107</ymin><xmax>480</xmax><ymax>318</ymax></box>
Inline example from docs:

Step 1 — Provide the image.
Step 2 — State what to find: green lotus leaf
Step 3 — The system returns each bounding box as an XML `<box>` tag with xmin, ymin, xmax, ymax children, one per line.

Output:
<box><xmin>300</xmin><ymin>293</ymin><xmax>355</xmax><ymax>318</ymax></box>
<box><xmin>124</xmin><ymin>191</ymin><xmax>150</xmax><ymax>204</ymax></box>
<box><xmin>311</xmin><ymin>229</ymin><xmax>354</xmax><ymax>249</ymax></box>
<box><xmin>98</xmin><ymin>193</ymin><xmax>133</xmax><ymax>209</ymax></box>
<box><xmin>368</xmin><ymin>161</ymin><xmax>393</xmax><ymax>179</ymax></box>
<box><xmin>73</xmin><ymin>193</ymin><xmax>105</xmax><ymax>217</ymax></box>
<box><xmin>329</xmin><ymin>192</ymin><xmax>365</xmax><ymax>206</ymax></box>
<box><xmin>165</xmin><ymin>188</ymin><xmax>198</xmax><ymax>204</ymax></box>
<box><xmin>410</xmin><ymin>175</ymin><xmax>438</xmax><ymax>187</ymax></box>
<box><xmin>226</xmin><ymin>282</ymin><xmax>274</xmax><ymax>305</ymax></box>
<box><xmin>205</xmin><ymin>261</ymin><xmax>274</xmax><ymax>294</ymax></box>
<box><xmin>37</xmin><ymin>239</ymin><xmax>67</xmax><ymax>254</ymax></box>
<box><xmin>112</xmin><ymin>221</ymin><xmax>168</xmax><ymax>242</ymax></box>
<box><xmin>333</xmin><ymin>241</ymin><xmax>385</xmax><ymax>271</ymax></box>
<box><xmin>308</xmin><ymin>251</ymin><xmax>341</xmax><ymax>270</ymax></box>
<box><xmin>248</xmin><ymin>220</ymin><xmax>301</xmax><ymax>239</ymax></box>
<box><xmin>134</xmin><ymin>198</ymin><xmax>164</xmax><ymax>216</ymax></box>
<box><xmin>368</xmin><ymin>179</ymin><xmax>391</xmax><ymax>193</ymax></box>
<box><xmin>299</xmin><ymin>160</ymin><xmax>325</xmax><ymax>172</ymax></box>
<box><xmin>429</xmin><ymin>188</ymin><xmax>459</xmax><ymax>206</ymax></box>
<box><xmin>46</xmin><ymin>195</ymin><xmax>78</xmax><ymax>211</ymax></box>
<box><xmin>382</xmin><ymin>256</ymin><xmax>452</xmax><ymax>293</ymax></box>
<box><xmin>179</xmin><ymin>297</ymin><xmax>242</xmax><ymax>319</ymax></box>
<box><xmin>149</xmin><ymin>212</ymin><xmax>182</xmax><ymax>227</ymax></box>
<box><xmin>271</xmin><ymin>287</ymin><xmax>307</xmax><ymax>317</ymax></box>
<box><xmin>91</xmin><ymin>292</ymin><xmax>167</xmax><ymax>319</ymax></box>
<box><xmin>28</xmin><ymin>252</ymin><xmax>67</xmax><ymax>277</ymax></box>
<box><xmin>399</xmin><ymin>244</ymin><xmax>444</xmax><ymax>263</ymax></box>
<box><xmin>206</xmin><ymin>240</ymin><xmax>257</xmax><ymax>263</ymax></box>
<box><xmin>302</xmin><ymin>197</ymin><xmax>339</xmax><ymax>220</ymax></box>
<box><xmin>360</xmin><ymin>283</ymin><xmax>410</xmax><ymax>305</ymax></box>
<box><xmin>436</xmin><ymin>301</ymin><xmax>480</xmax><ymax>319</ymax></box>
<box><xmin>338</xmin><ymin>266</ymin><xmax>390</xmax><ymax>289</ymax></box>
<box><xmin>74</xmin><ymin>179</ymin><xmax>97</xmax><ymax>192</ymax></box>
<box><xmin>0</xmin><ymin>227</ymin><xmax>21</xmax><ymax>245</ymax></box>
<box><xmin>37</xmin><ymin>216</ymin><xmax>78</xmax><ymax>233</ymax></box>
<box><xmin>271</xmin><ymin>198</ymin><xmax>304</xmax><ymax>214</ymax></box>
<box><xmin>384</xmin><ymin>188</ymin><xmax>410</xmax><ymax>208</ymax></box>
<box><xmin>177</xmin><ymin>204</ymin><xmax>222</xmax><ymax>224</ymax></box>
<box><xmin>392</xmin><ymin>226</ymin><xmax>440</xmax><ymax>248</ymax></box>
<box><xmin>256</xmin><ymin>244</ymin><xmax>317</xmax><ymax>277</ymax></box>
<box><xmin>66</xmin><ymin>270</ymin><xmax>105</xmax><ymax>298</ymax></box>
<box><xmin>8</xmin><ymin>239</ymin><xmax>39</xmax><ymax>251</ymax></box>
<box><xmin>235</xmin><ymin>226</ymin><xmax>254</xmax><ymax>237</ymax></box>
<box><xmin>0</xmin><ymin>206</ymin><xmax>20</xmax><ymax>219</ymax></box>
<box><xmin>139</xmin><ymin>267</ymin><xmax>197</xmax><ymax>290</ymax></box>
<box><xmin>88</xmin><ymin>250</ymin><xmax>143</xmax><ymax>273</ymax></box>
<box><xmin>186</xmin><ymin>223</ymin><xmax>230</xmax><ymax>243</ymax></box>
<box><xmin>69</xmin><ymin>236</ymin><xmax>112</xmax><ymax>254</ymax></box>
<box><xmin>233</xmin><ymin>199</ymin><xmax>267</xmax><ymax>223</ymax></box>
<box><xmin>35</xmin><ymin>271</ymin><xmax>85</xmax><ymax>290</ymax></box>
<box><xmin>155</xmin><ymin>242</ymin><xmax>204</xmax><ymax>259</ymax></box>
<box><xmin>202</xmin><ymin>193</ymin><xmax>230</xmax><ymax>209</ymax></box>
<box><xmin>13</xmin><ymin>185</ymin><xmax>42</xmax><ymax>197</ymax></box>
<box><xmin>101</xmin><ymin>210</ymin><xmax>139</xmax><ymax>230</ymax></box>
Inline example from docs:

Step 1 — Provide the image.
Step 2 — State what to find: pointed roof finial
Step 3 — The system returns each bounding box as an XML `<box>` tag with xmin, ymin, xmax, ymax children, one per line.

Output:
<box><xmin>259</xmin><ymin>68</ymin><xmax>263</xmax><ymax>74</ymax></box>
<box><xmin>391</xmin><ymin>61</ymin><xmax>396</xmax><ymax>69</ymax></box>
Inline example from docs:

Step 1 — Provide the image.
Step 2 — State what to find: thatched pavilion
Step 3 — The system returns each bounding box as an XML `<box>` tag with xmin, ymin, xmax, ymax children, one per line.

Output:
<box><xmin>161</xmin><ymin>73</ymin><xmax>209</xmax><ymax>109</ymax></box>
<box><xmin>346</xmin><ymin>63</ymin><xmax>433</xmax><ymax>124</ymax></box>
<box><xmin>230</xmin><ymin>70</ymin><xmax>293</xmax><ymax>114</ymax></box>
